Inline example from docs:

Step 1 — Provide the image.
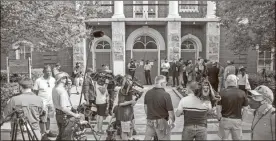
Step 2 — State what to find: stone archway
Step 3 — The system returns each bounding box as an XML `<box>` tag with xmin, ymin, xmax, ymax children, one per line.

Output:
<box><xmin>181</xmin><ymin>34</ymin><xmax>202</xmax><ymax>62</ymax></box>
<box><xmin>126</xmin><ymin>26</ymin><xmax>166</xmax><ymax>76</ymax></box>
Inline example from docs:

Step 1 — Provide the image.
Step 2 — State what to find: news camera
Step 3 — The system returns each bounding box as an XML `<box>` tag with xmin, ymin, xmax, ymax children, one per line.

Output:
<box><xmin>120</xmin><ymin>75</ymin><xmax>144</xmax><ymax>101</ymax></box>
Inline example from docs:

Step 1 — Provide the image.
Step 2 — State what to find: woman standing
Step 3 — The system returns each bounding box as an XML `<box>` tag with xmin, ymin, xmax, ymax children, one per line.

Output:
<box><xmin>237</xmin><ymin>66</ymin><xmax>251</xmax><ymax>95</ymax></box>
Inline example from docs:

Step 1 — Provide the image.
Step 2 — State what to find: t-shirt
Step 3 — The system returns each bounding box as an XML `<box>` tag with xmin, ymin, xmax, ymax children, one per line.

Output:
<box><xmin>177</xmin><ymin>94</ymin><xmax>209</xmax><ymax>127</ymax></box>
<box><xmin>144</xmin><ymin>87</ymin><xmax>173</xmax><ymax>120</ymax></box>
<box><xmin>95</xmin><ymin>82</ymin><xmax>108</xmax><ymax>104</ymax></box>
<box><xmin>33</xmin><ymin>76</ymin><xmax>56</xmax><ymax>105</ymax></box>
<box><xmin>161</xmin><ymin>62</ymin><xmax>170</xmax><ymax>72</ymax></box>
<box><xmin>218</xmin><ymin>86</ymin><xmax>248</xmax><ymax>119</ymax></box>
<box><xmin>117</xmin><ymin>91</ymin><xmax>134</xmax><ymax>121</ymax></box>
<box><xmin>52</xmin><ymin>86</ymin><xmax>72</xmax><ymax>111</ymax></box>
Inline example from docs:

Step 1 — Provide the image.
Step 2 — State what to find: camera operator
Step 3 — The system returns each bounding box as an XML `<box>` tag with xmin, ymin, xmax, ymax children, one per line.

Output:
<box><xmin>52</xmin><ymin>72</ymin><xmax>81</xmax><ymax>140</ymax></box>
<box><xmin>102</xmin><ymin>65</ymin><xmax>116</xmax><ymax>115</ymax></box>
<box><xmin>83</xmin><ymin>68</ymin><xmax>96</xmax><ymax>121</ymax></box>
<box><xmin>117</xmin><ymin>75</ymin><xmax>138</xmax><ymax>140</ymax></box>
<box><xmin>4</xmin><ymin>77</ymin><xmax>44</xmax><ymax>140</ymax></box>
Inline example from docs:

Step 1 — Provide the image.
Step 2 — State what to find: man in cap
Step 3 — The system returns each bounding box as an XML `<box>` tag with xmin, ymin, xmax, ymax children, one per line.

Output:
<box><xmin>248</xmin><ymin>85</ymin><xmax>275</xmax><ymax>140</ymax></box>
<box><xmin>216</xmin><ymin>74</ymin><xmax>248</xmax><ymax>140</ymax></box>
<box><xmin>4</xmin><ymin>77</ymin><xmax>44</xmax><ymax>140</ymax></box>
<box><xmin>52</xmin><ymin>72</ymin><xmax>81</xmax><ymax>140</ymax></box>
<box><xmin>223</xmin><ymin>61</ymin><xmax>237</xmax><ymax>88</ymax></box>
<box><xmin>33</xmin><ymin>65</ymin><xmax>57</xmax><ymax>137</ymax></box>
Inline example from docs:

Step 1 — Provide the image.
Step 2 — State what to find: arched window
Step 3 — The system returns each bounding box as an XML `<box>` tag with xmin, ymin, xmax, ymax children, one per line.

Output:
<box><xmin>181</xmin><ymin>40</ymin><xmax>195</xmax><ymax>50</ymax></box>
<box><xmin>133</xmin><ymin>36</ymin><xmax>157</xmax><ymax>49</ymax></box>
<box><xmin>96</xmin><ymin>41</ymin><xmax>110</xmax><ymax>49</ymax></box>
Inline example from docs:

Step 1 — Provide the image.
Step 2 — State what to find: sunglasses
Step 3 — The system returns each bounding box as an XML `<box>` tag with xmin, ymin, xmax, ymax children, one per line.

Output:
<box><xmin>47</xmin><ymin>81</ymin><xmax>50</xmax><ymax>87</ymax></box>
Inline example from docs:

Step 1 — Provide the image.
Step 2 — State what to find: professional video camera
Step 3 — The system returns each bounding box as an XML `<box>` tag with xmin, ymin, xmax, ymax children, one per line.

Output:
<box><xmin>120</xmin><ymin>75</ymin><xmax>144</xmax><ymax>101</ymax></box>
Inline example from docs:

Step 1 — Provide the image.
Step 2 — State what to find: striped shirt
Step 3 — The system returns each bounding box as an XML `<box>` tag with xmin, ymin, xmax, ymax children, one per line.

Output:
<box><xmin>177</xmin><ymin>94</ymin><xmax>211</xmax><ymax>127</ymax></box>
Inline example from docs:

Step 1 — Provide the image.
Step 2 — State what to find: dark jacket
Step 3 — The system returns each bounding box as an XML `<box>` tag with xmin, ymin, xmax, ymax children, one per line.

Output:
<box><xmin>171</xmin><ymin>62</ymin><xmax>180</xmax><ymax>74</ymax></box>
<box><xmin>83</xmin><ymin>76</ymin><xmax>95</xmax><ymax>101</ymax></box>
<box><xmin>207</xmin><ymin>66</ymin><xmax>220</xmax><ymax>83</ymax></box>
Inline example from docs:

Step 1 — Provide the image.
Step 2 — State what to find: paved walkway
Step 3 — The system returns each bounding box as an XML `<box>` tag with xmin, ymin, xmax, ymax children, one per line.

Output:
<box><xmin>1</xmin><ymin>85</ymin><xmax>253</xmax><ymax>140</ymax></box>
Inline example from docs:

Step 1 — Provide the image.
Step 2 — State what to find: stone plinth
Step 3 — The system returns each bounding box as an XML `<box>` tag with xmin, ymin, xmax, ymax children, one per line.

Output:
<box><xmin>206</xmin><ymin>22</ymin><xmax>220</xmax><ymax>62</ymax></box>
<box><xmin>167</xmin><ymin>22</ymin><xmax>181</xmax><ymax>62</ymax></box>
<box><xmin>112</xmin><ymin>22</ymin><xmax>125</xmax><ymax>75</ymax></box>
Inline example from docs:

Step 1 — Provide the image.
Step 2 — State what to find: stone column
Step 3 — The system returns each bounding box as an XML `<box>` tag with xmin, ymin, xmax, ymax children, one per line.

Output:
<box><xmin>112</xmin><ymin>22</ymin><xmax>125</xmax><ymax>75</ymax></box>
<box><xmin>167</xmin><ymin>1</ymin><xmax>180</xmax><ymax>18</ymax></box>
<box><xmin>73</xmin><ymin>38</ymin><xmax>86</xmax><ymax>72</ymax></box>
<box><xmin>167</xmin><ymin>22</ymin><xmax>181</xmax><ymax>62</ymax></box>
<box><xmin>112</xmin><ymin>1</ymin><xmax>125</xmax><ymax>18</ymax></box>
<box><xmin>206</xmin><ymin>1</ymin><xmax>216</xmax><ymax>18</ymax></box>
<box><xmin>206</xmin><ymin>22</ymin><xmax>220</xmax><ymax>62</ymax></box>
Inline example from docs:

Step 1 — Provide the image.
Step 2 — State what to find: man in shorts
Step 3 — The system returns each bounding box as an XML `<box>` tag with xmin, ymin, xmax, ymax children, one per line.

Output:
<box><xmin>33</xmin><ymin>65</ymin><xmax>57</xmax><ymax>137</ymax></box>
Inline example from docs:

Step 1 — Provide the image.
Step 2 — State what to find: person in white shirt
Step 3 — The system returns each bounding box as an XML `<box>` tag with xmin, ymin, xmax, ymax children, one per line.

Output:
<box><xmin>144</xmin><ymin>60</ymin><xmax>152</xmax><ymax>85</ymax></box>
<box><xmin>52</xmin><ymin>72</ymin><xmax>81</xmax><ymax>140</ymax></box>
<box><xmin>33</xmin><ymin>65</ymin><xmax>57</xmax><ymax>137</ymax></box>
<box><xmin>161</xmin><ymin>58</ymin><xmax>170</xmax><ymax>83</ymax></box>
<box><xmin>237</xmin><ymin>66</ymin><xmax>250</xmax><ymax>95</ymax></box>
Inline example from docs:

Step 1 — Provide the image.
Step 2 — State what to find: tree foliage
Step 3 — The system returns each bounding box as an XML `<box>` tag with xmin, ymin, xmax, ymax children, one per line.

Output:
<box><xmin>216</xmin><ymin>1</ymin><xmax>275</xmax><ymax>52</ymax></box>
<box><xmin>1</xmin><ymin>1</ymin><xmax>109</xmax><ymax>53</ymax></box>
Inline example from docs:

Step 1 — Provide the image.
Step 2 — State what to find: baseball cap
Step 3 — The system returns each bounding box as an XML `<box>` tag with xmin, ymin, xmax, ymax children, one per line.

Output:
<box><xmin>249</xmin><ymin>85</ymin><xmax>274</xmax><ymax>102</ymax></box>
<box><xmin>226</xmin><ymin>74</ymin><xmax>238</xmax><ymax>86</ymax></box>
<box><xmin>55</xmin><ymin>72</ymin><xmax>69</xmax><ymax>83</ymax></box>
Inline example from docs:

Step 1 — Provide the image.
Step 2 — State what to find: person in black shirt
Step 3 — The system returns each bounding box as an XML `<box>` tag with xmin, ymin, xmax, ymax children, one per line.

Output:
<box><xmin>144</xmin><ymin>75</ymin><xmax>175</xmax><ymax>140</ymax></box>
<box><xmin>171</xmin><ymin>59</ymin><xmax>180</xmax><ymax>87</ymax></box>
<box><xmin>207</xmin><ymin>62</ymin><xmax>220</xmax><ymax>92</ymax></box>
<box><xmin>216</xmin><ymin>74</ymin><xmax>248</xmax><ymax>140</ymax></box>
<box><xmin>128</xmin><ymin>59</ymin><xmax>137</xmax><ymax>79</ymax></box>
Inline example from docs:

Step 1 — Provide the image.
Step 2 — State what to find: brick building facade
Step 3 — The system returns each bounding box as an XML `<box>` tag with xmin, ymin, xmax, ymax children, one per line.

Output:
<box><xmin>1</xmin><ymin>1</ymin><xmax>274</xmax><ymax>83</ymax></box>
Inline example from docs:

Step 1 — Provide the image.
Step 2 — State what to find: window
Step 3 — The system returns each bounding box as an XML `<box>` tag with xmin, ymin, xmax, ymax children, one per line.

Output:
<box><xmin>133</xmin><ymin>1</ymin><xmax>158</xmax><ymax>18</ymax></box>
<box><xmin>179</xmin><ymin>1</ymin><xmax>199</xmax><ymax>13</ymax></box>
<box><xmin>257</xmin><ymin>49</ymin><xmax>274</xmax><ymax>71</ymax></box>
<box><xmin>181</xmin><ymin>40</ymin><xmax>195</xmax><ymax>50</ymax></box>
<box><xmin>133</xmin><ymin>36</ymin><xmax>157</xmax><ymax>49</ymax></box>
<box><xmin>96</xmin><ymin>41</ymin><xmax>111</xmax><ymax>49</ymax></box>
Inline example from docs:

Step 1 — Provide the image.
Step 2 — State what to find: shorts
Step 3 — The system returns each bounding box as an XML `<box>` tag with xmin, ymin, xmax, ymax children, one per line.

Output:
<box><xmin>96</xmin><ymin>103</ymin><xmax>107</xmax><ymax>116</ymax></box>
<box><xmin>121</xmin><ymin>121</ymin><xmax>134</xmax><ymax>133</ymax></box>
<box><xmin>41</xmin><ymin>104</ymin><xmax>54</xmax><ymax>122</ymax></box>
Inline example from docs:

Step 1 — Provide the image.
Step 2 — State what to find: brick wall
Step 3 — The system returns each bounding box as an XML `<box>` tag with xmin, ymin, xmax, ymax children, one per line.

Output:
<box><xmin>124</xmin><ymin>1</ymin><xmax>133</xmax><ymax>18</ymax></box>
<box><xmin>181</xmin><ymin>24</ymin><xmax>206</xmax><ymax>58</ymax></box>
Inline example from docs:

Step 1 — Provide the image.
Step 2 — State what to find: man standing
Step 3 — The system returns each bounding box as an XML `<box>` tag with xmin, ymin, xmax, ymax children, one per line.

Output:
<box><xmin>223</xmin><ymin>61</ymin><xmax>236</xmax><ymax>87</ymax></box>
<box><xmin>176</xmin><ymin>80</ymin><xmax>211</xmax><ymax>140</ymax></box>
<box><xmin>207</xmin><ymin>62</ymin><xmax>220</xmax><ymax>92</ymax></box>
<box><xmin>216</xmin><ymin>74</ymin><xmax>248</xmax><ymax>140</ymax></box>
<box><xmin>144</xmin><ymin>75</ymin><xmax>175</xmax><ymax>140</ymax></box>
<box><xmin>171</xmin><ymin>59</ymin><xmax>180</xmax><ymax>87</ymax></box>
<box><xmin>117</xmin><ymin>75</ymin><xmax>137</xmax><ymax>140</ymax></box>
<box><xmin>52</xmin><ymin>72</ymin><xmax>81</xmax><ymax>140</ymax></box>
<box><xmin>83</xmin><ymin>68</ymin><xmax>96</xmax><ymax>121</ymax></box>
<box><xmin>33</xmin><ymin>65</ymin><xmax>57</xmax><ymax>137</ymax></box>
<box><xmin>52</xmin><ymin>63</ymin><xmax>61</xmax><ymax>77</ymax></box>
<box><xmin>178</xmin><ymin>58</ymin><xmax>184</xmax><ymax>86</ymax></box>
<box><xmin>144</xmin><ymin>60</ymin><xmax>152</xmax><ymax>85</ymax></box>
<box><xmin>5</xmin><ymin>78</ymin><xmax>44</xmax><ymax>140</ymax></box>
<box><xmin>248</xmin><ymin>85</ymin><xmax>275</xmax><ymax>140</ymax></box>
<box><xmin>128</xmin><ymin>59</ymin><xmax>137</xmax><ymax>79</ymax></box>
<box><xmin>161</xmin><ymin>58</ymin><xmax>170</xmax><ymax>84</ymax></box>
<box><xmin>73</xmin><ymin>62</ymin><xmax>83</xmax><ymax>94</ymax></box>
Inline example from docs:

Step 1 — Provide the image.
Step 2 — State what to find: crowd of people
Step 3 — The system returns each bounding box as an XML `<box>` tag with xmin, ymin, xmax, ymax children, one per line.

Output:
<box><xmin>2</xmin><ymin>58</ymin><xmax>275</xmax><ymax>141</ymax></box>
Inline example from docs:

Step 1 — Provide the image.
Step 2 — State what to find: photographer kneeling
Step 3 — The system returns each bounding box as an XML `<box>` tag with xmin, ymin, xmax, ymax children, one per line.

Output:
<box><xmin>4</xmin><ymin>77</ymin><xmax>44</xmax><ymax>140</ymax></box>
<box><xmin>52</xmin><ymin>72</ymin><xmax>81</xmax><ymax>140</ymax></box>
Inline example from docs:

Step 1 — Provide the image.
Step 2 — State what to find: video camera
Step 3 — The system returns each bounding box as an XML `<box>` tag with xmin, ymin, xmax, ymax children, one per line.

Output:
<box><xmin>120</xmin><ymin>76</ymin><xmax>144</xmax><ymax>101</ymax></box>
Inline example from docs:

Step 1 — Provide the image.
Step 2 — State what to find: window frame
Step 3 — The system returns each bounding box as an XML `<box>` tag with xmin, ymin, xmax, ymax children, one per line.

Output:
<box><xmin>95</xmin><ymin>40</ymin><xmax>111</xmax><ymax>52</ymax></box>
<box><xmin>133</xmin><ymin>1</ymin><xmax>158</xmax><ymax>18</ymax></box>
<box><xmin>179</xmin><ymin>1</ymin><xmax>199</xmax><ymax>13</ymax></box>
<box><xmin>257</xmin><ymin>50</ymin><xmax>274</xmax><ymax>71</ymax></box>
<box><xmin>133</xmin><ymin>35</ymin><xmax>158</xmax><ymax>50</ymax></box>
<box><xmin>181</xmin><ymin>40</ymin><xmax>197</xmax><ymax>52</ymax></box>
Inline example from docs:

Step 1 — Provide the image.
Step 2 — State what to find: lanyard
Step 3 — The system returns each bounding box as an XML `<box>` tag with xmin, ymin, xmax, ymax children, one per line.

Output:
<box><xmin>251</xmin><ymin>107</ymin><xmax>272</xmax><ymax>131</ymax></box>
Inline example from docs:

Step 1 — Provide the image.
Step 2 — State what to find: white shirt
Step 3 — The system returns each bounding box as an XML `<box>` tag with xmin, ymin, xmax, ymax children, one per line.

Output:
<box><xmin>161</xmin><ymin>62</ymin><xmax>170</xmax><ymax>72</ymax></box>
<box><xmin>144</xmin><ymin>64</ymin><xmax>152</xmax><ymax>70</ymax></box>
<box><xmin>237</xmin><ymin>74</ymin><xmax>248</xmax><ymax>85</ymax></box>
<box><xmin>33</xmin><ymin>76</ymin><xmax>56</xmax><ymax>105</ymax></box>
<box><xmin>52</xmin><ymin>86</ymin><xmax>72</xmax><ymax>110</ymax></box>
<box><xmin>95</xmin><ymin>83</ymin><xmax>108</xmax><ymax>104</ymax></box>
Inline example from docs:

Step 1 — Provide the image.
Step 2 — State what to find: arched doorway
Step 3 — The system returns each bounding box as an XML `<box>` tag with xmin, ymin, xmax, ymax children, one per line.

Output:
<box><xmin>181</xmin><ymin>34</ymin><xmax>202</xmax><ymax>63</ymax></box>
<box><xmin>126</xmin><ymin>26</ymin><xmax>165</xmax><ymax>84</ymax></box>
<box><xmin>91</xmin><ymin>35</ymin><xmax>112</xmax><ymax>71</ymax></box>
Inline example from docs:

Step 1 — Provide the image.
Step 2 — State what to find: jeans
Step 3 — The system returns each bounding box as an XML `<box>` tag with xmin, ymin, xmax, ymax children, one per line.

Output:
<box><xmin>218</xmin><ymin>117</ymin><xmax>242</xmax><ymax>140</ymax></box>
<box><xmin>182</xmin><ymin>125</ymin><xmax>207</xmax><ymax>140</ymax></box>
<box><xmin>144</xmin><ymin>70</ymin><xmax>152</xmax><ymax>85</ymax></box>
<box><xmin>144</xmin><ymin>119</ymin><xmax>171</xmax><ymax>140</ymax></box>
<box><xmin>172</xmin><ymin>73</ymin><xmax>179</xmax><ymax>86</ymax></box>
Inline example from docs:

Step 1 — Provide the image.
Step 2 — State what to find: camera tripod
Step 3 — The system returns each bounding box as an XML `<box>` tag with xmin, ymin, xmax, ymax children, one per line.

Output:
<box><xmin>9</xmin><ymin>110</ymin><xmax>39</xmax><ymax>141</ymax></box>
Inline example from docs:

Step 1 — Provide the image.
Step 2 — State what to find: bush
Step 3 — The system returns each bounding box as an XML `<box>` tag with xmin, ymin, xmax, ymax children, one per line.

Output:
<box><xmin>1</xmin><ymin>83</ymin><xmax>20</xmax><ymax>120</ymax></box>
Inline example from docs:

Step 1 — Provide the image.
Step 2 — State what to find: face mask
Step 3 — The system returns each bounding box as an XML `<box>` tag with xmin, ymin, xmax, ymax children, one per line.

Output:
<box><xmin>248</xmin><ymin>98</ymin><xmax>262</xmax><ymax>109</ymax></box>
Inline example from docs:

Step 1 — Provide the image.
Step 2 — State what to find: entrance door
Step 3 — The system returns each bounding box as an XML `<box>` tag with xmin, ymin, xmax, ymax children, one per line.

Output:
<box><xmin>131</xmin><ymin>35</ymin><xmax>159</xmax><ymax>84</ymax></box>
<box><xmin>132</xmin><ymin>51</ymin><xmax>158</xmax><ymax>84</ymax></box>
<box><xmin>94</xmin><ymin>41</ymin><xmax>112</xmax><ymax>72</ymax></box>
<box><xmin>181</xmin><ymin>40</ymin><xmax>198</xmax><ymax>64</ymax></box>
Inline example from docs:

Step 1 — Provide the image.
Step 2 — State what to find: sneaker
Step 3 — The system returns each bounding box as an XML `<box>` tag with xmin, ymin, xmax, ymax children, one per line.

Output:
<box><xmin>47</xmin><ymin>131</ymin><xmax>57</xmax><ymax>137</ymax></box>
<box><xmin>133</xmin><ymin>129</ymin><xmax>137</xmax><ymax>135</ymax></box>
